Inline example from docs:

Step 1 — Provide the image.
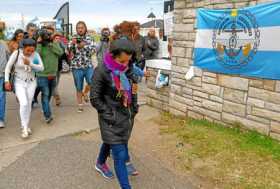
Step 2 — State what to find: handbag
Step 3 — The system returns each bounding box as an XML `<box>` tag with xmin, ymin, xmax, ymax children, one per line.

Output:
<box><xmin>5</xmin><ymin>50</ymin><xmax>20</xmax><ymax>92</ymax></box>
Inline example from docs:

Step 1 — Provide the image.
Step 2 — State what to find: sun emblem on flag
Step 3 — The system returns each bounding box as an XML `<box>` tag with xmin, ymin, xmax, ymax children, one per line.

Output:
<box><xmin>212</xmin><ymin>9</ymin><xmax>260</xmax><ymax>69</ymax></box>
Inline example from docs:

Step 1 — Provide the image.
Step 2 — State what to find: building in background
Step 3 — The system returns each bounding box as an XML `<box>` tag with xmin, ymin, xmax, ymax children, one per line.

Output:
<box><xmin>140</xmin><ymin>19</ymin><xmax>163</xmax><ymax>37</ymax></box>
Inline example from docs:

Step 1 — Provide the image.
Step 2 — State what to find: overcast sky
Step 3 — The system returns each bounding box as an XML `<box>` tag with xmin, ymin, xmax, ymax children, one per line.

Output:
<box><xmin>0</xmin><ymin>0</ymin><xmax>163</xmax><ymax>29</ymax></box>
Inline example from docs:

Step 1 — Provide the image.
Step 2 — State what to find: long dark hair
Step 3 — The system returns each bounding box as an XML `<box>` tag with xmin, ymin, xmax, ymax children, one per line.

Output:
<box><xmin>76</xmin><ymin>21</ymin><xmax>88</xmax><ymax>35</ymax></box>
<box><xmin>12</xmin><ymin>29</ymin><xmax>24</xmax><ymax>41</ymax></box>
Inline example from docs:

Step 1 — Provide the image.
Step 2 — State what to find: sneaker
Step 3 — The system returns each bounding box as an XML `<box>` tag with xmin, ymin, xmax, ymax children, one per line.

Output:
<box><xmin>83</xmin><ymin>94</ymin><xmax>89</xmax><ymax>103</ymax></box>
<box><xmin>32</xmin><ymin>101</ymin><xmax>39</xmax><ymax>109</ymax></box>
<box><xmin>95</xmin><ymin>162</ymin><xmax>114</xmax><ymax>179</ymax></box>
<box><xmin>126</xmin><ymin>162</ymin><xmax>139</xmax><ymax>176</ymax></box>
<box><xmin>78</xmin><ymin>104</ymin><xmax>84</xmax><ymax>113</ymax></box>
<box><xmin>0</xmin><ymin>121</ymin><xmax>5</xmax><ymax>129</ymax></box>
<box><xmin>45</xmin><ymin>117</ymin><xmax>53</xmax><ymax>124</ymax></box>
<box><xmin>21</xmin><ymin>128</ymin><xmax>29</xmax><ymax>139</ymax></box>
<box><xmin>55</xmin><ymin>95</ymin><xmax>61</xmax><ymax>106</ymax></box>
<box><xmin>27</xmin><ymin>128</ymin><xmax>32</xmax><ymax>135</ymax></box>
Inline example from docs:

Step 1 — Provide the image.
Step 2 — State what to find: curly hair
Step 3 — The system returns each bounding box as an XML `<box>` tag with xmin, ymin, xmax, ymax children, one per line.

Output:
<box><xmin>112</xmin><ymin>21</ymin><xmax>140</xmax><ymax>41</ymax></box>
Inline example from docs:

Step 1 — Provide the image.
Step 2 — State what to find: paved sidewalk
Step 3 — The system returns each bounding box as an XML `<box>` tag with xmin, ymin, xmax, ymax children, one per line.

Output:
<box><xmin>0</xmin><ymin>74</ymin><xmax>196</xmax><ymax>189</ymax></box>
<box><xmin>0</xmin><ymin>74</ymin><xmax>99</xmax><ymax>172</ymax></box>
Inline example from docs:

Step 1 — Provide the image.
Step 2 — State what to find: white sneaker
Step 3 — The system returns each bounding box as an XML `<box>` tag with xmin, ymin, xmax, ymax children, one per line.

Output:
<box><xmin>27</xmin><ymin>128</ymin><xmax>32</xmax><ymax>135</ymax></box>
<box><xmin>21</xmin><ymin>128</ymin><xmax>29</xmax><ymax>139</ymax></box>
<box><xmin>78</xmin><ymin>104</ymin><xmax>84</xmax><ymax>113</ymax></box>
<box><xmin>0</xmin><ymin>121</ymin><xmax>5</xmax><ymax>128</ymax></box>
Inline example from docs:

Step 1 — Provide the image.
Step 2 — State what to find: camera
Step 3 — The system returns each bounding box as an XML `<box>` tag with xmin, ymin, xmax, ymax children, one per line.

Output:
<box><xmin>76</xmin><ymin>36</ymin><xmax>82</xmax><ymax>44</ymax></box>
<box><xmin>101</xmin><ymin>30</ymin><xmax>110</xmax><ymax>42</ymax></box>
<box><xmin>38</xmin><ymin>29</ymin><xmax>52</xmax><ymax>46</ymax></box>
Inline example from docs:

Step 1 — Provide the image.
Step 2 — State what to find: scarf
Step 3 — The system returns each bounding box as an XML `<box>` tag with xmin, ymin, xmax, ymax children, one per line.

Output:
<box><xmin>104</xmin><ymin>53</ymin><xmax>132</xmax><ymax>106</ymax></box>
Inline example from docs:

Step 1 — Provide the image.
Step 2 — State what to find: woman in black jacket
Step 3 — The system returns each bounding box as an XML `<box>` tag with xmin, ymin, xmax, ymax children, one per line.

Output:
<box><xmin>90</xmin><ymin>39</ymin><xmax>138</xmax><ymax>189</ymax></box>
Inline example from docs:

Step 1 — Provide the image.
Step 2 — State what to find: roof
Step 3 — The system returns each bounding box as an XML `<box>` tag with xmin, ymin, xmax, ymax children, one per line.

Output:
<box><xmin>141</xmin><ymin>19</ymin><xmax>164</xmax><ymax>29</ymax></box>
<box><xmin>147</xmin><ymin>12</ymin><xmax>156</xmax><ymax>19</ymax></box>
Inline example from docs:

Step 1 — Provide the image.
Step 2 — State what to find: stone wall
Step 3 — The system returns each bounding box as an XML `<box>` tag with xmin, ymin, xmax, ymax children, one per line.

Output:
<box><xmin>146</xmin><ymin>67</ymin><xmax>171</xmax><ymax>112</ymax></box>
<box><xmin>146</xmin><ymin>0</ymin><xmax>280</xmax><ymax>140</ymax></box>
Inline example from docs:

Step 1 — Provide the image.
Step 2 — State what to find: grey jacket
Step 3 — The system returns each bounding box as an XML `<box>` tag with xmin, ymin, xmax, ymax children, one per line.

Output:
<box><xmin>96</xmin><ymin>41</ymin><xmax>110</xmax><ymax>66</ymax></box>
<box><xmin>133</xmin><ymin>35</ymin><xmax>145</xmax><ymax>62</ymax></box>
<box><xmin>144</xmin><ymin>36</ymin><xmax>159</xmax><ymax>60</ymax></box>
<box><xmin>0</xmin><ymin>41</ymin><xmax>9</xmax><ymax>78</ymax></box>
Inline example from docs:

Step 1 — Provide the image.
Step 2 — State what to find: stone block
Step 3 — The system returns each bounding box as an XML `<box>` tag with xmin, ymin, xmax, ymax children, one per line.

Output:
<box><xmin>247</xmin><ymin>115</ymin><xmax>270</xmax><ymax>125</ymax></box>
<box><xmin>173</xmin><ymin>32</ymin><xmax>188</xmax><ymax>41</ymax></box>
<box><xmin>210</xmin><ymin>95</ymin><xmax>223</xmax><ymax>103</ymax></box>
<box><xmin>187</xmin><ymin>77</ymin><xmax>202</xmax><ymax>87</ymax></box>
<box><xmin>183</xmin><ymin>9</ymin><xmax>196</xmax><ymax>18</ymax></box>
<box><xmin>169</xmin><ymin>107</ymin><xmax>186</xmax><ymax>116</ymax></box>
<box><xmin>222</xmin><ymin>113</ymin><xmax>269</xmax><ymax>135</ymax></box>
<box><xmin>188</xmin><ymin>111</ymin><xmax>204</xmax><ymax>119</ymax></box>
<box><xmin>173</xmin><ymin>47</ymin><xmax>186</xmax><ymax>57</ymax></box>
<box><xmin>252</xmin><ymin>107</ymin><xmax>280</xmax><ymax>122</ymax></box>
<box><xmin>249</xmin><ymin>79</ymin><xmax>263</xmax><ymax>88</ymax></box>
<box><xmin>276</xmin><ymin>81</ymin><xmax>280</xmax><ymax>92</ymax></box>
<box><xmin>248</xmin><ymin>87</ymin><xmax>280</xmax><ymax>105</ymax></box>
<box><xmin>223</xmin><ymin>101</ymin><xmax>246</xmax><ymax>117</ymax></box>
<box><xmin>193</xmin><ymin>106</ymin><xmax>221</xmax><ymax>120</ymax></box>
<box><xmin>174</xmin><ymin>1</ymin><xmax>186</xmax><ymax>9</ymax></box>
<box><xmin>170</xmin><ymin>93</ymin><xmax>193</xmax><ymax>106</ymax></box>
<box><xmin>271</xmin><ymin>121</ymin><xmax>280</xmax><ymax>134</ymax></box>
<box><xmin>223</xmin><ymin>88</ymin><xmax>245</xmax><ymax>104</ymax></box>
<box><xmin>170</xmin><ymin>85</ymin><xmax>182</xmax><ymax>95</ymax></box>
<box><xmin>194</xmin><ymin>67</ymin><xmax>202</xmax><ymax>77</ymax></box>
<box><xmin>174</xmin><ymin>24</ymin><xmax>194</xmax><ymax>32</ymax></box>
<box><xmin>202</xmin><ymin>83</ymin><xmax>221</xmax><ymax>96</ymax></box>
<box><xmin>202</xmin><ymin>76</ymin><xmax>218</xmax><ymax>84</ymax></box>
<box><xmin>202</xmin><ymin>99</ymin><xmax>223</xmax><ymax>112</ymax></box>
<box><xmin>193</xmin><ymin>90</ymin><xmax>209</xmax><ymax>99</ymax></box>
<box><xmin>263</xmin><ymin>80</ymin><xmax>276</xmax><ymax>91</ymax></box>
<box><xmin>270</xmin><ymin>133</ymin><xmax>280</xmax><ymax>141</ymax></box>
<box><xmin>218</xmin><ymin>75</ymin><xmax>249</xmax><ymax>91</ymax></box>
<box><xmin>182</xmin><ymin>87</ymin><xmax>193</xmax><ymax>96</ymax></box>
<box><xmin>169</xmin><ymin>99</ymin><xmax>187</xmax><ymax>113</ymax></box>
<box><xmin>247</xmin><ymin>98</ymin><xmax>265</xmax><ymax>108</ymax></box>
<box><xmin>203</xmin><ymin>71</ymin><xmax>217</xmax><ymax>78</ymax></box>
<box><xmin>193</xmin><ymin>96</ymin><xmax>203</xmax><ymax>102</ymax></box>
<box><xmin>265</xmin><ymin>102</ymin><xmax>280</xmax><ymax>112</ymax></box>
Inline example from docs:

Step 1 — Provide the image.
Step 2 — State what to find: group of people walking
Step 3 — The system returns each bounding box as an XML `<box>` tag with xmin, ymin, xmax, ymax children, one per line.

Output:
<box><xmin>0</xmin><ymin>21</ymin><xmax>95</xmax><ymax>138</ymax></box>
<box><xmin>0</xmin><ymin>20</ymin><xmax>163</xmax><ymax>189</ymax></box>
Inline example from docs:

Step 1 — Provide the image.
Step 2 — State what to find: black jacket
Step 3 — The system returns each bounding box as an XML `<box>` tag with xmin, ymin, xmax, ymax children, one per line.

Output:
<box><xmin>90</xmin><ymin>63</ymin><xmax>139</xmax><ymax>144</ymax></box>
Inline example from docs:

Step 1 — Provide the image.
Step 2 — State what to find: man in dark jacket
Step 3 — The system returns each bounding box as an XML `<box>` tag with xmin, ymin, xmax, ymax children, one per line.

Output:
<box><xmin>132</xmin><ymin>23</ymin><xmax>146</xmax><ymax>70</ymax></box>
<box><xmin>96</xmin><ymin>28</ymin><xmax>110</xmax><ymax>66</ymax></box>
<box><xmin>144</xmin><ymin>28</ymin><xmax>159</xmax><ymax>60</ymax></box>
<box><xmin>90</xmin><ymin>39</ymin><xmax>138</xmax><ymax>189</ymax></box>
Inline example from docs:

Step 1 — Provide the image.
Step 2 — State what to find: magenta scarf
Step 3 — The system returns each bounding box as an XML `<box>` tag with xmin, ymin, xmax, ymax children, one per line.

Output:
<box><xmin>104</xmin><ymin>53</ymin><xmax>132</xmax><ymax>106</ymax></box>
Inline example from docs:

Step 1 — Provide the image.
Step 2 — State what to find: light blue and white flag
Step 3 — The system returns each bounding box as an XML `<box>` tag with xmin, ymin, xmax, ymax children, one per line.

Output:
<box><xmin>194</xmin><ymin>1</ymin><xmax>280</xmax><ymax>80</ymax></box>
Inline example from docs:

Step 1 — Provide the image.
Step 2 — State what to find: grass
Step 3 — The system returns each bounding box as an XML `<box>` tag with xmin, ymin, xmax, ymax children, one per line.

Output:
<box><xmin>158</xmin><ymin>112</ymin><xmax>280</xmax><ymax>189</ymax></box>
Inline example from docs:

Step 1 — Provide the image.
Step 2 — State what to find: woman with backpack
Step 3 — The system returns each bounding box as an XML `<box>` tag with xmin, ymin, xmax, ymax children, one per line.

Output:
<box><xmin>5</xmin><ymin>38</ymin><xmax>44</xmax><ymax>139</ymax></box>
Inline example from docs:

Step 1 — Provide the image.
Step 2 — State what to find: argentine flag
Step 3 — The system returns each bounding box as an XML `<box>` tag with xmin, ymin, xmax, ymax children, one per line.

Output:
<box><xmin>194</xmin><ymin>1</ymin><xmax>280</xmax><ymax>80</ymax></box>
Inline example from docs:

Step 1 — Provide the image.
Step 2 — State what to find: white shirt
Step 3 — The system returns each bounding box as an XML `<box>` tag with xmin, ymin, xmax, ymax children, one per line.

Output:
<box><xmin>5</xmin><ymin>50</ymin><xmax>44</xmax><ymax>82</ymax></box>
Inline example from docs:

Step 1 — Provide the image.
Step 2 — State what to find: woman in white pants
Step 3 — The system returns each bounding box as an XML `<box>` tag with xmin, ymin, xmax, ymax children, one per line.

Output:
<box><xmin>5</xmin><ymin>38</ymin><xmax>44</xmax><ymax>139</ymax></box>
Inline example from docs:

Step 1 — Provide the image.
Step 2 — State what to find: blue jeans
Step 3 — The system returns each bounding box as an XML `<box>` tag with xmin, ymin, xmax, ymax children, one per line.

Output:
<box><xmin>0</xmin><ymin>77</ymin><xmax>6</xmax><ymax>122</ymax></box>
<box><xmin>72</xmin><ymin>67</ymin><xmax>94</xmax><ymax>92</ymax></box>
<box><xmin>37</xmin><ymin>77</ymin><xmax>56</xmax><ymax>119</ymax></box>
<box><xmin>97</xmin><ymin>143</ymin><xmax>131</xmax><ymax>189</ymax></box>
